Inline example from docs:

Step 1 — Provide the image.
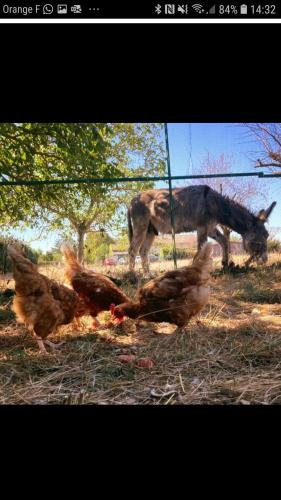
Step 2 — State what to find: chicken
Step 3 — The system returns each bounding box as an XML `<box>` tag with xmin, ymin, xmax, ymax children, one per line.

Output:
<box><xmin>7</xmin><ymin>245</ymin><xmax>87</xmax><ymax>353</ymax></box>
<box><xmin>112</xmin><ymin>242</ymin><xmax>213</xmax><ymax>332</ymax></box>
<box><xmin>105</xmin><ymin>275</ymin><xmax>123</xmax><ymax>287</ymax></box>
<box><xmin>61</xmin><ymin>244</ymin><xmax>130</xmax><ymax>329</ymax></box>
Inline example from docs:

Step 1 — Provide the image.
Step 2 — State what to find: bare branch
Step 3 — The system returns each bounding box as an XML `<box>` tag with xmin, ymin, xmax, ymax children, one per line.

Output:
<box><xmin>244</xmin><ymin>123</ymin><xmax>281</xmax><ymax>173</ymax></box>
<box><xmin>257</xmin><ymin>124</ymin><xmax>281</xmax><ymax>149</ymax></box>
<box><xmin>255</xmin><ymin>161</ymin><xmax>281</xmax><ymax>169</ymax></box>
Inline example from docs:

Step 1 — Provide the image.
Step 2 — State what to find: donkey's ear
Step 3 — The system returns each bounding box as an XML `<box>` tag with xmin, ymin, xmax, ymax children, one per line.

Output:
<box><xmin>258</xmin><ymin>201</ymin><xmax>277</xmax><ymax>221</ymax></box>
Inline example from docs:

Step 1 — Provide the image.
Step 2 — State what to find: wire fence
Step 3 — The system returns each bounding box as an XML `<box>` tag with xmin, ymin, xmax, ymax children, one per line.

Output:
<box><xmin>1</xmin><ymin>170</ymin><xmax>280</xmax><ymax>186</ymax></box>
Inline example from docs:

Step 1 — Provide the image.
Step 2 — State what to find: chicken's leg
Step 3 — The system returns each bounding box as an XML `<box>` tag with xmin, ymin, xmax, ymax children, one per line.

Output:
<box><xmin>30</xmin><ymin>328</ymin><xmax>48</xmax><ymax>353</ymax></box>
<box><xmin>44</xmin><ymin>339</ymin><xmax>66</xmax><ymax>350</ymax></box>
<box><xmin>35</xmin><ymin>335</ymin><xmax>48</xmax><ymax>353</ymax></box>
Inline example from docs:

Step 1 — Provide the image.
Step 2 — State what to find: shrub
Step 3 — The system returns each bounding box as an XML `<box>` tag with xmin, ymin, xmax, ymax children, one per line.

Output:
<box><xmin>0</xmin><ymin>237</ymin><xmax>38</xmax><ymax>273</ymax></box>
<box><xmin>160</xmin><ymin>244</ymin><xmax>196</xmax><ymax>260</ymax></box>
<box><xmin>85</xmin><ymin>232</ymin><xmax>114</xmax><ymax>263</ymax></box>
<box><xmin>268</xmin><ymin>239</ymin><xmax>281</xmax><ymax>252</ymax></box>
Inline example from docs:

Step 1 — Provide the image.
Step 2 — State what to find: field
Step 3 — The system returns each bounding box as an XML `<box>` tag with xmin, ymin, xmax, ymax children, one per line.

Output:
<box><xmin>1</xmin><ymin>253</ymin><xmax>281</xmax><ymax>405</ymax></box>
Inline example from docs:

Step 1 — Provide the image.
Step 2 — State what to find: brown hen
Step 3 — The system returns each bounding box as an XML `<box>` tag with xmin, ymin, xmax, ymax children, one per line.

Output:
<box><xmin>61</xmin><ymin>244</ymin><xmax>130</xmax><ymax>329</ymax></box>
<box><xmin>113</xmin><ymin>242</ymin><xmax>213</xmax><ymax>331</ymax></box>
<box><xmin>8</xmin><ymin>245</ymin><xmax>87</xmax><ymax>353</ymax></box>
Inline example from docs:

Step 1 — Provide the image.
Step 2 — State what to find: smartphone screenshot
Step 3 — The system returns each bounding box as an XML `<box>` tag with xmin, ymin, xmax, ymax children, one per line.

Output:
<box><xmin>0</xmin><ymin>3</ymin><xmax>280</xmax><ymax>412</ymax></box>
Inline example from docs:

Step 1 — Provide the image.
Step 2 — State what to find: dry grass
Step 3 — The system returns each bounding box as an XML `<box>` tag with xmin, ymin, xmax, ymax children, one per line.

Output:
<box><xmin>1</xmin><ymin>252</ymin><xmax>281</xmax><ymax>405</ymax></box>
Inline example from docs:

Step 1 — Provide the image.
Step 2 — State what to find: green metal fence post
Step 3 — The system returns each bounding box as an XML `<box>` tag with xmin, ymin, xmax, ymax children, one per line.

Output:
<box><xmin>164</xmin><ymin>123</ymin><xmax>177</xmax><ymax>270</ymax></box>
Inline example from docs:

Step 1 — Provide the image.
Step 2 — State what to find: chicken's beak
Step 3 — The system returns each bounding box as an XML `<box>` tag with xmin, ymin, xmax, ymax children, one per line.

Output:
<box><xmin>110</xmin><ymin>304</ymin><xmax>116</xmax><ymax>316</ymax></box>
<box><xmin>115</xmin><ymin>316</ymin><xmax>125</xmax><ymax>324</ymax></box>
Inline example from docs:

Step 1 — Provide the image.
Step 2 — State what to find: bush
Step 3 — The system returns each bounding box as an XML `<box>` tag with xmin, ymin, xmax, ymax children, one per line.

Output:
<box><xmin>268</xmin><ymin>239</ymin><xmax>281</xmax><ymax>252</ymax></box>
<box><xmin>0</xmin><ymin>237</ymin><xmax>38</xmax><ymax>273</ymax></box>
<box><xmin>85</xmin><ymin>232</ymin><xmax>114</xmax><ymax>263</ymax></box>
<box><xmin>112</xmin><ymin>235</ymin><xmax>129</xmax><ymax>253</ymax></box>
<box><xmin>160</xmin><ymin>244</ymin><xmax>196</xmax><ymax>260</ymax></box>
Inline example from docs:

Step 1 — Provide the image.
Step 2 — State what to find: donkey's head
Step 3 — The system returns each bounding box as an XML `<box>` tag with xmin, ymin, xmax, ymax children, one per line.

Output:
<box><xmin>243</xmin><ymin>201</ymin><xmax>277</xmax><ymax>264</ymax></box>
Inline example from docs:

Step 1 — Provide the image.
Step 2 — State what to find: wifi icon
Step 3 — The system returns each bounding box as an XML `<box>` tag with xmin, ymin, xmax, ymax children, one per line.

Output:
<box><xmin>192</xmin><ymin>3</ymin><xmax>204</xmax><ymax>13</ymax></box>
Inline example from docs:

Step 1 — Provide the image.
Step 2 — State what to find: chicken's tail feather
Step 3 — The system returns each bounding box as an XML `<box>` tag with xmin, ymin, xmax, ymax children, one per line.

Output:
<box><xmin>195</xmin><ymin>242</ymin><xmax>213</xmax><ymax>260</ymax></box>
<box><xmin>7</xmin><ymin>245</ymin><xmax>37</xmax><ymax>271</ymax></box>
<box><xmin>7</xmin><ymin>245</ymin><xmax>22</xmax><ymax>270</ymax></box>
<box><xmin>60</xmin><ymin>243</ymin><xmax>83</xmax><ymax>272</ymax></box>
<box><xmin>192</xmin><ymin>242</ymin><xmax>213</xmax><ymax>274</ymax></box>
<box><xmin>7</xmin><ymin>244</ymin><xmax>24</xmax><ymax>260</ymax></box>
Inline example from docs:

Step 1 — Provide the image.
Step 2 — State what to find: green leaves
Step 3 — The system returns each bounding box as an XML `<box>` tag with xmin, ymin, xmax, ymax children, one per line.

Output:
<box><xmin>0</xmin><ymin>123</ymin><xmax>165</xmax><ymax>259</ymax></box>
<box><xmin>85</xmin><ymin>231</ymin><xmax>114</xmax><ymax>263</ymax></box>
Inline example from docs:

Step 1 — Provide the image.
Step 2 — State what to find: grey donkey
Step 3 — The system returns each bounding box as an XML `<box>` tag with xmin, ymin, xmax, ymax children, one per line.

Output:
<box><xmin>127</xmin><ymin>185</ymin><xmax>276</xmax><ymax>274</ymax></box>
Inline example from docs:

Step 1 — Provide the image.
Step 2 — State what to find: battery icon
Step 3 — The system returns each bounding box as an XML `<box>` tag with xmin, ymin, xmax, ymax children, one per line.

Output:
<box><xmin>240</xmin><ymin>4</ymin><xmax>248</xmax><ymax>14</ymax></box>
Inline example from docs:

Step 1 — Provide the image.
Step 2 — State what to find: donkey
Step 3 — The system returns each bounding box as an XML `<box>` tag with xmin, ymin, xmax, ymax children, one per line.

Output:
<box><xmin>127</xmin><ymin>185</ymin><xmax>276</xmax><ymax>274</ymax></box>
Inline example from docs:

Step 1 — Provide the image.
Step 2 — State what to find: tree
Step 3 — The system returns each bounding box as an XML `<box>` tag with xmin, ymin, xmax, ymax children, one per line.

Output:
<box><xmin>112</xmin><ymin>234</ymin><xmax>129</xmax><ymax>253</ymax></box>
<box><xmin>85</xmin><ymin>231</ymin><xmax>114</xmax><ymax>263</ymax></box>
<box><xmin>243</xmin><ymin>123</ymin><xmax>281</xmax><ymax>172</ymax></box>
<box><xmin>192</xmin><ymin>153</ymin><xmax>268</xmax><ymax>249</ymax></box>
<box><xmin>0</xmin><ymin>123</ymin><xmax>122</xmax><ymax>261</ymax></box>
<box><xmin>0</xmin><ymin>123</ymin><xmax>166</xmax><ymax>261</ymax></box>
<box><xmin>0</xmin><ymin>236</ymin><xmax>37</xmax><ymax>273</ymax></box>
<box><xmin>192</xmin><ymin>153</ymin><xmax>267</xmax><ymax>209</ymax></box>
<box><xmin>0</xmin><ymin>123</ymin><xmax>112</xmax><ymax>230</ymax></box>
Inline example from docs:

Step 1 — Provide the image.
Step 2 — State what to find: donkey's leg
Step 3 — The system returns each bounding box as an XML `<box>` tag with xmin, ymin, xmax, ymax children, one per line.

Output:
<box><xmin>139</xmin><ymin>231</ymin><xmax>156</xmax><ymax>276</ymax></box>
<box><xmin>209</xmin><ymin>228</ymin><xmax>229</xmax><ymax>267</ymax></box>
<box><xmin>128</xmin><ymin>226</ymin><xmax>148</xmax><ymax>273</ymax></box>
<box><xmin>197</xmin><ymin>227</ymin><xmax>208</xmax><ymax>250</ymax></box>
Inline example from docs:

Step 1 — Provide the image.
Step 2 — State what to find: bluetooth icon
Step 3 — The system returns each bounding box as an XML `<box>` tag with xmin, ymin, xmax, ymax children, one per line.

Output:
<box><xmin>155</xmin><ymin>4</ymin><xmax>162</xmax><ymax>14</ymax></box>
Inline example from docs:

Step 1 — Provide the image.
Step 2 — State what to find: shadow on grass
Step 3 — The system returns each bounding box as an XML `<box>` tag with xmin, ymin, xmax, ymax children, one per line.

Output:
<box><xmin>0</xmin><ymin>309</ymin><xmax>15</xmax><ymax>323</ymax></box>
<box><xmin>235</xmin><ymin>282</ymin><xmax>281</xmax><ymax>304</ymax></box>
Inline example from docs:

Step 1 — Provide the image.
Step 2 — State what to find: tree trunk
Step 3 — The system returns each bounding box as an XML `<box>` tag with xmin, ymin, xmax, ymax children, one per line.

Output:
<box><xmin>77</xmin><ymin>229</ymin><xmax>86</xmax><ymax>263</ymax></box>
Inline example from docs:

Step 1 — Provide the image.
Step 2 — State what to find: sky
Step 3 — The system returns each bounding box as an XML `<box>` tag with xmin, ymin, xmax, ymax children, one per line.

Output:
<box><xmin>165</xmin><ymin>123</ymin><xmax>280</xmax><ymax>232</ymax></box>
<box><xmin>7</xmin><ymin>123</ymin><xmax>281</xmax><ymax>250</ymax></box>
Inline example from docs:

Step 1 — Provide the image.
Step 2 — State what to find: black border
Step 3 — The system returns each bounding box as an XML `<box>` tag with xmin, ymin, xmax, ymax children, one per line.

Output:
<box><xmin>0</xmin><ymin>23</ymin><xmax>280</xmax><ymax>122</ymax></box>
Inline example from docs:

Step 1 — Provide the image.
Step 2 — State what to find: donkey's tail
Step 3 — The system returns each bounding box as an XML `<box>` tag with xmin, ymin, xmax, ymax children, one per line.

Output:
<box><xmin>128</xmin><ymin>208</ymin><xmax>133</xmax><ymax>243</ymax></box>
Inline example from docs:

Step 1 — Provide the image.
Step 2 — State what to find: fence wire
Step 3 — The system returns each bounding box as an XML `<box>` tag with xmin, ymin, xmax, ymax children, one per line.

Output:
<box><xmin>0</xmin><ymin>171</ymin><xmax>280</xmax><ymax>187</ymax></box>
